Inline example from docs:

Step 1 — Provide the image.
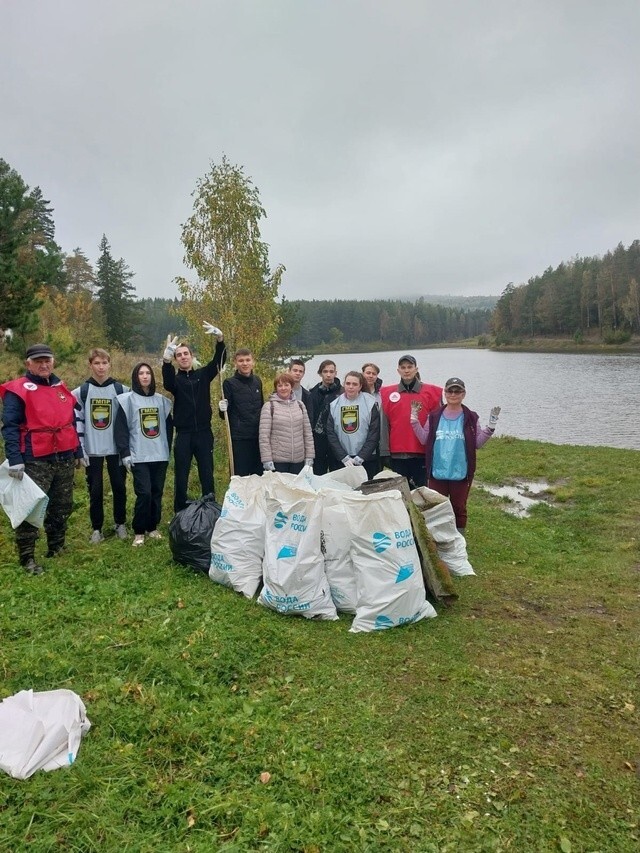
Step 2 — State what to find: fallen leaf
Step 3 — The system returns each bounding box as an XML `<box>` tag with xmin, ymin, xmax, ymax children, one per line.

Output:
<box><xmin>260</xmin><ymin>772</ymin><xmax>271</xmax><ymax>784</ymax></box>
<box><xmin>186</xmin><ymin>809</ymin><xmax>196</xmax><ymax>828</ymax></box>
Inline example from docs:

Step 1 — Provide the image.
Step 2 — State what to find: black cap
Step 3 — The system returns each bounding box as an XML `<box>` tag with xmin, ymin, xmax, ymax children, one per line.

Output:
<box><xmin>398</xmin><ymin>354</ymin><xmax>417</xmax><ymax>366</ymax></box>
<box><xmin>444</xmin><ymin>377</ymin><xmax>465</xmax><ymax>390</ymax></box>
<box><xmin>26</xmin><ymin>343</ymin><xmax>54</xmax><ymax>360</ymax></box>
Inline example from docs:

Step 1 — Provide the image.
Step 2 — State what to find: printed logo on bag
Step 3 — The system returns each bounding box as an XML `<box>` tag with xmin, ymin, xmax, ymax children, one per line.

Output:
<box><xmin>262</xmin><ymin>587</ymin><xmax>311</xmax><ymax>612</ymax></box>
<box><xmin>340</xmin><ymin>404</ymin><xmax>359</xmax><ymax>434</ymax></box>
<box><xmin>277</xmin><ymin>544</ymin><xmax>297</xmax><ymax>559</ymax></box>
<box><xmin>372</xmin><ymin>532</ymin><xmax>392</xmax><ymax>552</ymax></box>
<box><xmin>394</xmin><ymin>528</ymin><xmax>415</xmax><ymax>548</ymax></box>
<box><xmin>212</xmin><ymin>552</ymin><xmax>233</xmax><ymax>573</ymax></box>
<box><xmin>139</xmin><ymin>407</ymin><xmax>160</xmax><ymax>438</ymax></box>
<box><xmin>291</xmin><ymin>512</ymin><xmax>307</xmax><ymax>532</ymax></box>
<box><xmin>90</xmin><ymin>398</ymin><xmax>112</xmax><ymax>430</ymax></box>
<box><xmin>274</xmin><ymin>511</ymin><xmax>288</xmax><ymax>529</ymax></box>
<box><xmin>398</xmin><ymin>611</ymin><xmax>422</xmax><ymax>625</ymax></box>
<box><xmin>395</xmin><ymin>564</ymin><xmax>414</xmax><ymax>583</ymax></box>
<box><xmin>374</xmin><ymin>614</ymin><xmax>395</xmax><ymax>629</ymax></box>
<box><xmin>226</xmin><ymin>491</ymin><xmax>245</xmax><ymax>509</ymax></box>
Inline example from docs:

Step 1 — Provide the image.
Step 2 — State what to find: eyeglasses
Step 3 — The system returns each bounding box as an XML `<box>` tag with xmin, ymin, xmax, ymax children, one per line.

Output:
<box><xmin>445</xmin><ymin>387</ymin><xmax>464</xmax><ymax>394</ymax></box>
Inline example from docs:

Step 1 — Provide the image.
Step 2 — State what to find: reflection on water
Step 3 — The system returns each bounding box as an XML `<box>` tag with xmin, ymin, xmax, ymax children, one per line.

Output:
<box><xmin>304</xmin><ymin>349</ymin><xmax>640</xmax><ymax>450</ymax></box>
<box><xmin>478</xmin><ymin>481</ymin><xmax>554</xmax><ymax>518</ymax></box>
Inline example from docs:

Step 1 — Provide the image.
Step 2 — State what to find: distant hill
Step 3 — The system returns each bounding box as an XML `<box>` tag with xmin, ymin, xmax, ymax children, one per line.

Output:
<box><xmin>405</xmin><ymin>294</ymin><xmax>499</xmax><ymax>311</ymax></box>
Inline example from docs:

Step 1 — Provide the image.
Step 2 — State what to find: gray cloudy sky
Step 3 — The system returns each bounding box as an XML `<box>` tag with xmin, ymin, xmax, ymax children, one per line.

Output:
<box><xmin>4</xmin><ymin>1</ymin><xmax>639</xmax><ymax>301</ymax></box>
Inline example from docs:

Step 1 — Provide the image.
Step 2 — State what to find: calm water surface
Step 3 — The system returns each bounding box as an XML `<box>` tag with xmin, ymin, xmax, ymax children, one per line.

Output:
<box><xmin>304</xmin><ymin>349</ymin><xmax>640</xmax><ymax>450</ymax></box>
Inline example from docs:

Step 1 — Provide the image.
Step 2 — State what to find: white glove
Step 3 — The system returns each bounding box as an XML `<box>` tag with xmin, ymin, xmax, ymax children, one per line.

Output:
<box><xmin>410</xmin><ymin>400</ymin><xmax>421</xmax><ymax>423</ymax></box>
<box><xmin>488</xmin><ymin>406</ymin><xmax>501</xmax><ymax>430</ymax></box>
<box><xmin>122</xmin><ymin>456</ymin><xmax>134</xmax><ymax>472</ymax></box>
<box><xmin>342</xmin><ymin>456</ymin><xmax>354</xmax><ymax>467</ymax></box>
<box><xmin>304</xmin><ymin>458</ymin><xmax>313</xmax><ymax>467</ymax></box>
<box><xmin>218</xmin><ymin>399</ymin><xmax>228</xmax><ymax>413</ymax></box>
<box><xmin>163</xmin><ymin>334</ymin><xmax>179</xmax><ymax>362</ymax></box>
<box><xmin>8</xmin><ymin>463</ymin><xmax>25</xmax><ymax>480</ymax></box>
<box><xmin>353</xmin><ymin>455</ymin><xmax>364</xmax><ymax>466</ymax></box>
<box><xmin>263</xmin><ymin>461</ymin><xmax>275</xmax><ymax>472</ymax></box>
<box><xmin>202</xmin><ymin>321</ymin><xmax>223</xmax><ymax>340</ymax></box>
<box><xmin>79</xmin><ymin>451</ymin><xmax>90</xmax><ymax>468</ymax></box>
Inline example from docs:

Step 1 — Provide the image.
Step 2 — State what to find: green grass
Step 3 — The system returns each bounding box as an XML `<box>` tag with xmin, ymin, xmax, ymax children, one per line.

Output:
<box><xmin>0</xmin><ymin>438</ymin><xmax>639</xmax><ymax>851</ymax></box>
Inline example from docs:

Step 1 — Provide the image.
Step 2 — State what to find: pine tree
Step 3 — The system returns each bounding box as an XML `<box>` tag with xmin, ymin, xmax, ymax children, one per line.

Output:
<box><xmin>95</xmin><ymin>235</ymin><xmax>139</xmax><ymax>350</ymax></box>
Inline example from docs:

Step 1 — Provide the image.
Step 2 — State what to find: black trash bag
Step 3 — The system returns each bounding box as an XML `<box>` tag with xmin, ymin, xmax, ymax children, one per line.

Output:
<box><xmin>169</xmin><ymin>494</ymin><xmax>222</xmax><ymax>573</ymax></box>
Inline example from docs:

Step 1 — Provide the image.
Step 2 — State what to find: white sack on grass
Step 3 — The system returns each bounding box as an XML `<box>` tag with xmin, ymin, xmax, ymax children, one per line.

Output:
<box><xmin>258</xmin><ymin>477</ymin><xmax>338</xmax><ymax>620</ymax></box>
<box><xmin>411</xmin><ymin>486</ymin><xmax>475</xmax><ymax>577</ymax></box>
<box><xmin>296</xmin><ymin>464</ymin><xmax>368</xmax><ymax>493</ymax></box>
<box><xmin>209</xmin><ymin>475</ymin><xmax>266</xmax><ymax>598</ymax></box>
<box><xmin>342</xmin><ymin>490</ymin><xmax>437</xmax><ymax>632</ymax></box>
<box><xmin>0</xmin><ymin>689</ymin><xmax>91</xmax><ymax>780</ymax></box>
<box><xmin>321</xmin><ymin>491</ymin><xmax>358</xmax><ymax>613</ymax></box>
<box><xmin>0</xmin><ymin>460</ymin><xmax>49</xmax><ymax>529</ymax></box>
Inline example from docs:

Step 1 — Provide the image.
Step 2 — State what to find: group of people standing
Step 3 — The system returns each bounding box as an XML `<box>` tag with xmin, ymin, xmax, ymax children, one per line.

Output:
<box><xmin>0</xmin><ymin>337</ymin><xmax>499</xmax><ymax>575</ymax></box>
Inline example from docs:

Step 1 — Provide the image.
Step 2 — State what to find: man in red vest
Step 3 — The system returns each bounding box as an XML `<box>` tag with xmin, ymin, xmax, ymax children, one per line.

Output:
<box><xmin>0</xmin><ymin>343</ymin><xmax>83</xmax><ymax>574</ymax></box>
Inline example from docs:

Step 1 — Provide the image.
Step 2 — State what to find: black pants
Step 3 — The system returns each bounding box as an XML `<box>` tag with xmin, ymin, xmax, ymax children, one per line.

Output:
<box><xmin>173</xmin><ymin>429</ymin><xmax>214</xmax><ymax>512</ymax></box>
<box><xmin>132</xmin><ymin>461</ymin><xmax>168</xmax><ymax>534</ymax></box>
<box><xmin>312</xmin><ymin>434</ymin><xmax>342</xmax><ymax>476</ymax></box>
<box><xmin>389</xmin><ymin>456</ymin><xmax>427</xmax><ymax>489</ymax></box>
<box><xmin>16</xmin><ymin>458</ymin><xmax>75</xmax><ymax>563</ymax></box>
<box><xmin>231</xmin><ymin>439</ymin><xmax>262</xmax><ymax>477</ymax></box>
<box><xmin>274</xmin><ymin>461</ymin><xmax>304</xmax><ymax>475</ymax></box>
<box><xmin>86</xmin><ymin>454</ymin><xmax>127</xmax><ymax>530</ymax></box>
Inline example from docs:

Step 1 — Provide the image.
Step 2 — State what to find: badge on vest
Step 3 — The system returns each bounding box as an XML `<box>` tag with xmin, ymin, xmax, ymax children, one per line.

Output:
<box><xmin>139</xmin><ymin>407</ymin><xmax>160</xmax><ymax>438</ymax></box>
<box><xmin>389</xmin><ymin>391</ymin><xmax>401</xmax><ymax>403</ymax></box>
<box><xmin>90</xmin><ymin>398</ymin><xmax>112</xmax><ymax>430</ymax></box>
<box><xmin>340</xmin><ymin>405</ymin><xmax>359</xmax><ymax>434</ymax></box>
<box><xmin>57</xmin><ymin>390</ymin><xmax>68</xmax><ymax>402</ymax></box>
<box><xmin>23</xmin><ymin>382</ymin><xmax>37</xmax><ymax>391</ymax></box>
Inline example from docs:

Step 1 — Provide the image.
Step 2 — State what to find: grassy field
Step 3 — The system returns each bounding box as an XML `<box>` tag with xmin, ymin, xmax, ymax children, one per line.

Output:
<box><xmin>0</xmin><ymin>437</ymin><xmax>638</xmax><ymax>852</ymax></box>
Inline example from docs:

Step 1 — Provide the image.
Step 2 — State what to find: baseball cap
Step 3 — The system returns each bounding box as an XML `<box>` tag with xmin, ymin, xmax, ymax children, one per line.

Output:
<box><xmin>444</xmin><ymin>377</ymin><xmax>465</xmax><ymax>391</ymax></box>
<box><xmin>26</xmin><ymin>343</ymin><xmax>54</xmax><ymax>360</ymax></box>
<box><xmin>398</xmin><ymin>354</ymin><xmax>417</xmax><ymax>366</ymax></box>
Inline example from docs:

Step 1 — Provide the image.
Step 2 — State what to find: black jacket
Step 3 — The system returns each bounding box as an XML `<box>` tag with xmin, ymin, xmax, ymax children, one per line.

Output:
<box><xmin>221</xmin><ymin>371</ymin><xmax>263</xmax><ymax>440</ymax></box>
<box><xmin>162</xmin><ymin>340</ymin><xmax>226</xmax><ymax>432</ymax></box>
<box><xmin>308</xmin><ymin>379</ymin><xmax>343</xmax><ymax>435</ymax></box>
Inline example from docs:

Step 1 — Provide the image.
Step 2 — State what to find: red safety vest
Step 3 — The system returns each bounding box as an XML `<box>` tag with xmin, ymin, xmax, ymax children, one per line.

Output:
<box><xmin>380</xmin><ymin>382</ymin><xmax>443</xmax><ymax>454</ymax></box>
<box><xmin>0</xmin><ymin>378</ymin><xmax>79</xmax><ymax>457</ymax></box>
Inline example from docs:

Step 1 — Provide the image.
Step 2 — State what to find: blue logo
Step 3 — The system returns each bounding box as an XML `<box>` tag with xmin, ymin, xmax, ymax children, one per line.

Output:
<box><xmin>374</xmin><ymin>614</ymin><xmax>394</xmax><ymax>629</ymax></box>
<box><xmin>274</xmin><ymin>511</ymin><xmax>288</xmax><ymax>529</ymax></box>
<box><xmin>372</xmin><ymin>532</ymin><xmax>392</xmax><ymax>553</ymax></box>
<box><xmin>277</xmin><ymin>544</ymin><xmax>297</xmax><ymax>559</ymax></box>
<box><xmin>395</xmin><ymin>564</ymin><xmax>414</xmax><ymax>583</ymax></box>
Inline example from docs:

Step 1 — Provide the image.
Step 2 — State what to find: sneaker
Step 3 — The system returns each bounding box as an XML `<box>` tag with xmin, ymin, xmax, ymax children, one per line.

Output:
<box><xmin>147</xmin><ymin>530</ymin><xmax>162</xmax><ymax>540</ymax></box>
<box><xmin>114</xmin><ymin>524</ymin><xmax>128</xmax><ymax>541</ymax></box>
<box><xmin>90</xmin><ymin>530</ymin><xmax>104</xmax><ymax>544</ymax></box>
<box><xmin>132</xmin><ymin>534</ymin><xmax>145</xmax><ymax>547</ymax></box>
<box><xmin>45</xmin><ymin>546</ymin><xmax>65</xmax><ymax>558</ymax></box>
<box><xmin>22</xmin><ymin>558</ymin><xmax>44</xmax><ymax>576</ymax></box>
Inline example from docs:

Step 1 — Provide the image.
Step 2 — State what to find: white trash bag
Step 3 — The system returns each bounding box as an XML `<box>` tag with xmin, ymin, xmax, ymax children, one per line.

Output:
<box><xmin>209</xmin><ymin>475</ymin><xmax>266</xmax><ymax>598</ymax></box>
<box><xmin>411</xmin><ymin>486</ymin><xmax>475</xmax><ymax>577</ymax></box>
<box><xmin>342</xmin><ymin>490</ymin><xmax>437</xmax><ymax>632</ymax></box>
<box><xmin>295</xmin><ymin>464</ymin><xmax>368</xmax><ymax>492</ymax></box>
<box><xmin>0</xmin><ymin>461</ymin><xmax>49</xmax><ymax>529</ymax></box>
<box><xmin>259</xmin><ymin>478</ymin><xmax>338</xmax><ymax>620</ymax></box>
<box><xmin>0</xmin><ymin>689</ymin><xmax>91</xmax><ymax>780</ymax></box>
<box><xmin>321</xmin><ymin>490</ymin><xmax>358</xmax><ymax>614</ymax></box>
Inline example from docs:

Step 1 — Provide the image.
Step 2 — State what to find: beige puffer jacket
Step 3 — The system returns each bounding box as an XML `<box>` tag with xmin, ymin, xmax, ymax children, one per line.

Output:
<box><xmin>259</xmin><ymin>394</ymin><xmax>315</xmax><ymax>463</ymax></box>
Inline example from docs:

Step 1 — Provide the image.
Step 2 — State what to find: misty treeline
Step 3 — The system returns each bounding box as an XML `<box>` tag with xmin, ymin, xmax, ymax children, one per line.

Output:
<box><xmin>492</xmin><ymin>241</ymin><xmax>640</xmax><ymax>343</ymax></box>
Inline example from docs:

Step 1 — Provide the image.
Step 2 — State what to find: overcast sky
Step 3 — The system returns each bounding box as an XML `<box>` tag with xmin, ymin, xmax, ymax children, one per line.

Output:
<box><xmin>3</xmin><ymin>1</ymin><xmax>639</xmax><ymax>302</ymax></box>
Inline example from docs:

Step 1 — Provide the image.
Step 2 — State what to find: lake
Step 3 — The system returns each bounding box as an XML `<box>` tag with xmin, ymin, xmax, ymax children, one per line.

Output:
<box><xmin>302</xmin><ymin>348</ymin><xmax>640</xmax><ymax>451</ymax></box>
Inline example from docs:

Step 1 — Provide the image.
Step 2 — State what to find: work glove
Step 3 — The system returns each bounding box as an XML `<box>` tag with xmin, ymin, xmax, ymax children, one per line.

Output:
<box><xmin>487</xmin><ymin>406</ymin><xmax>501</xmax><ymax>430</ymax></box>
<box><xmin>202</xmin><ymin>321</ymin><xmax>223</xmax><ymax>341</ymax></box>
<box><xmin>122</xmin><ymin>456</ymin><xmax>134</xmax><ymax>472</ymax></box>
<box><xmin>410</xmin><ymin>400</ymin><xmax>422</xmax><ymax>423</ymax></box>
<box><xmin>263</xmin><ymin>461</ymin><xmax>276</xmax><ymax>472</ymax></box>
<box><xmin>163</xmin><ymin>334</ymin><xmax>179</xmax><ymax>362</ymax></box>
<box><xmin>80</xmin><ymin>448</ymin><xmax>90</xmax><ymax>468</ymax></box>
<box><xmin>353</xmin><ymin>455</ymin><xmax>364</xmax><ymax>466</ymax></box>
<box><xmin>8</xmin><ymin>463</ymin><xmax>25</xmax><ymax>480</ymax></box>
<box><xmin>304</xmin><ymin>458</ymin><xmax>314</xmax><ymax>467</ymax></box>
<box><xmin>218</xmin><ymin>399</ymin><xmax>228</xmax><ymax>413</ymax></box>
<box><xmin>342</xmin><ymin>456</ymin><xmax>354</xmax><ymax>467</ymax></box>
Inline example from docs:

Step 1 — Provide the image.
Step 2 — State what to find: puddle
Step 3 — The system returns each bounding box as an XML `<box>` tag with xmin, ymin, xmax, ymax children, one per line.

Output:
<box><xmin>478</xmin><ymin>480</ymin><xmax>555</xmax><ymax>518</ymax></box>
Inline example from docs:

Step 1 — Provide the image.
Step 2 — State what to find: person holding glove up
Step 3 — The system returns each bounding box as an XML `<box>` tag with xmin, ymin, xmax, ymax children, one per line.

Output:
<box><xmin>161</xmin><ymin>322</ymin><xmax>226</xmax><ymax>512</ymax></box>
<box><xmin>326</xmin><ymin>371</ymin><xmax>380</xmax><ymax>479</ymax></box>
<box><xmin>411</xmin><ymin>376</ymin><xmax>499</xmax><ymax>536</ymax></box>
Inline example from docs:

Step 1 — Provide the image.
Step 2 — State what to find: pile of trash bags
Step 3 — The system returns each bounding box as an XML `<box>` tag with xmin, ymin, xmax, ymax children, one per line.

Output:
<box><xmin>207</xmin><ymin>466</ymin><xmax>474</xmax><ymax>633</ymax></box>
